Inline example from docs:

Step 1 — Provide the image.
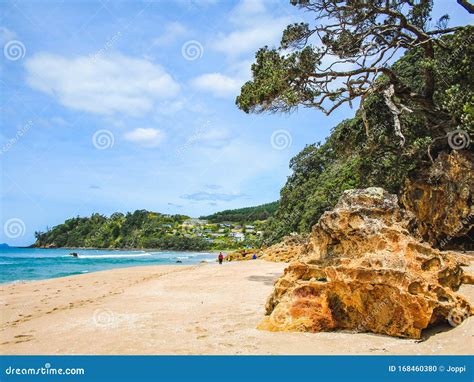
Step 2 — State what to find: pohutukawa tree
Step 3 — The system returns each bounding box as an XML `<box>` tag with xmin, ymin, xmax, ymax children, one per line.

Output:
<box><xmin>236</xmin><ymin>0</ymin><xmax>472</xmax><ymax>145</ymax></box>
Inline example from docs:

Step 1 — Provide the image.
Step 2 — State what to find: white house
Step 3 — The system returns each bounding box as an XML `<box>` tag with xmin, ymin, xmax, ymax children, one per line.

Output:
<box><xmin>231</xmin><ymin>232</ymin><xmax>245</xmax><ymax>242</ymax></box>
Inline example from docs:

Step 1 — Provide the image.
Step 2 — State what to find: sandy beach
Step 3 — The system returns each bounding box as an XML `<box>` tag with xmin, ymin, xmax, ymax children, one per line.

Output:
<box><xmin>0</xmin><ymin>260</ymin><xmax>472</xmax><ymax>355</ymax></box>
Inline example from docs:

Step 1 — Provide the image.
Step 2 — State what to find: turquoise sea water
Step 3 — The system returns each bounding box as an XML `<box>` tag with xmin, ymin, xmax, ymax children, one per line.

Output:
<box><xmin>0</xmin><ymin>247</ymin><xmax>217</xmax><ymax>284</ymax></box>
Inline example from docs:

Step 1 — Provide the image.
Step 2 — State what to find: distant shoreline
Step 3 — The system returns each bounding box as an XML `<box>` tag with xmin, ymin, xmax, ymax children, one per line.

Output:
<box><xmin>0</xmin><ymin>247</ymin><xmax>222</xmax><ymax>285</ymax></box>
<box><xmin>15</xmin><ymin>246</ymin><xmax>235</xmax><ymax>253</ymax></box>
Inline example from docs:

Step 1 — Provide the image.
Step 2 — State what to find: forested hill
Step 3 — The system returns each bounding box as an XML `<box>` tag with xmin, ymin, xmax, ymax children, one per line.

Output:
<box><xmin>201</xmin><ymin>201</ymin><xmax>279</xmax><ymax>223</ymax></box>
<box><xmin>33</xmin><ymin>203</ymin><xmax>277</xmax><ymax>250</ymax></box>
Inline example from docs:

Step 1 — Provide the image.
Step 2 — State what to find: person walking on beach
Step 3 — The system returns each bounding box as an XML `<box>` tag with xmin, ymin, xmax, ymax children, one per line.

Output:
<box><xmin>218</xmin><ymin>252</ymin><xmax>224</xmax><ymax>264</ymax></box>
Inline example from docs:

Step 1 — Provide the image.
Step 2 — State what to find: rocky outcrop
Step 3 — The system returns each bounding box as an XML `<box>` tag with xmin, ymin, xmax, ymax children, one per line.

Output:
<box><xmin>225</xmin><ymin>234</ymin><xmax>311</xmax><ymax>262</ymax></box>
<box><xmin>224</xmin><ymin>249</ymin><xmax>260</xmax><ymax>261</ymax></box>
<box><xmin>401</xmin><ymin>150</ymin><xmax>473</xmax><ymax>249</ymax></box>
<box><xmin>259</xmin><ymin>187</ymin><xmax>473</xmax><ymax>339</ymax></box>
<box><xmin>260</xmin><ymin>234</ymin><xmax>312</xmax><ymax>262</ymax></box>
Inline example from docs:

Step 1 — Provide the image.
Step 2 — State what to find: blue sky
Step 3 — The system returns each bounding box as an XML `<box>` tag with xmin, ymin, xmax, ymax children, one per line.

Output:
<box><xmin>0</xmin><ymin>0</ymin><xmax>471</xmax><ymax>246</ymax></box>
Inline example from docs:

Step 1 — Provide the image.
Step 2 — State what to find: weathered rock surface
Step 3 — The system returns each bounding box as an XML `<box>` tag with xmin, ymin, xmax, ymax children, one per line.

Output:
<box><xmin>260</xmin><ymin>187</ymin><xmax>473</xmax><ymax>339</ymax></box>
<box><xmin>401</xmin><ymin>150</ymin><xmax>473</xmax><ymax>249</ymax></box>
<box><xmin>260</xmin><ymin>234</ymin><xmax>312</xmax><ymax>263</ymax></box>
<box><xmin>224</xmin><ymin>249</ymin><xmax>260</xmax><ymax>261</ymax></box>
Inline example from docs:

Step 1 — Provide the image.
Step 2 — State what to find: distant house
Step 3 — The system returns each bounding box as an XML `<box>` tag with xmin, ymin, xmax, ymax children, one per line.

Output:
<box><xmin>231</xmin><ymin>232</ymin><xmax>245</xmax><ymax>242</ymax></box>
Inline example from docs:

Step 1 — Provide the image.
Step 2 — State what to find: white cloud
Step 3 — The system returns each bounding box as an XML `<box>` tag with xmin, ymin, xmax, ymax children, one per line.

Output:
<box><xmin>194</xmin><ymin>0</ymin><xmax>292</xmax><ymax>99</ymax></box>
<box><xmin>191</xmin><ymin>73</ymin><xmax>241</xmax><ymax>98</ymax></box>
<box><xmin>152</xmin><ymin>22</ymin><xmax>188</xmax><ymax>46</ymax></box>
<box><xmin>25</xmin><ymin>53</ymin><xmax>180</xmax><ymax>116</ymax></box>
<box><xmin>232</xmin><ymin>0</ymin><xmax>266</xmax><ymax>18</ymax></box>
<box><xmin>190</xmin><ymin>59</ymin><xmax>253</xmax><ymax>98</ymax></box>
<box><xmin>211</xmin><ymin>0</ymin><xmax>290</xmax><ymax>57</ymax></box>
<box><xmin>212</xmin><ymin>23</ymin><xmax>286</xmax><ymax>58</ymax></box>
<box><xmin>124</xmin><ymin>128</ymin><xmax>165</xmax><ymax>147</ymax></box>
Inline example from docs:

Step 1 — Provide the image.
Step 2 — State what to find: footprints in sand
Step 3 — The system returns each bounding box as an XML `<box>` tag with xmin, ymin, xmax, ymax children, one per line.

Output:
<box><xmin>191</xmin><ymin>326</ymin><xmax>209</xmax><ymax>339</ymax></box>
<box><xmin>1</xmin><ymin>334</ymin><xmax>35</xmax><ymax>346</ymax></box>
<box><xmin>14</xmin><ymin>334</ymin><xmax>34</xmax><ymax>342</ymax></box>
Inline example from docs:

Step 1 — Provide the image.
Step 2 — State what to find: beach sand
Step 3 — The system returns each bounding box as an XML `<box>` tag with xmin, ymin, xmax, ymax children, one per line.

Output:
<box><xmin>0</xmin><ymin>260</ymin><xmax>472</xmax><ymax>355</ymax></box>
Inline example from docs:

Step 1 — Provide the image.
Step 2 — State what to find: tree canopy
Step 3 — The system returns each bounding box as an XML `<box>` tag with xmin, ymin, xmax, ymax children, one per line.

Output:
<box><xmin>201</xmin><ymin>201</ymin><xmax>279</xmax><ymax>223</ymax></box>
<box><xmin>237</xmin><ymin>0</ymin><xmax>473</xmax><ymax>143</ymax></box>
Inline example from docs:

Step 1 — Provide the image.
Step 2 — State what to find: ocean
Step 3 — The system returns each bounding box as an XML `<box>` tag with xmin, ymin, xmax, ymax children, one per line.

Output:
<box><xmin>0</xmin><ymin>247</ymin><xmax>217</xmax><ymax>284</ymax></box>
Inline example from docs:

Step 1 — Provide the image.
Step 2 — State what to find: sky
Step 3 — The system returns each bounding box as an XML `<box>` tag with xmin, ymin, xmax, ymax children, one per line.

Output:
<box><xmin>0</xmin><ymin>0</ymin><xmax>471</xmax><ymax>246</ymax></box>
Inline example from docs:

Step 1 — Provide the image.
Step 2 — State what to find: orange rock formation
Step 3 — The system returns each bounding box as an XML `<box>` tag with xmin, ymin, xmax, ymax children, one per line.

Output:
<box><xmin>260</xmin><ymin>188</ymin><xmax>473</xmax><ymax>338</ymax></box>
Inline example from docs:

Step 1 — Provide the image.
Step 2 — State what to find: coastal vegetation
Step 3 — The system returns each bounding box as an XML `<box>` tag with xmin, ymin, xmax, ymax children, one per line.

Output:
<box><xmin>201</xmin><ymin>201</ymin><xmax>278</xmax><ymax>223</ymax></box>
<box><xmin>33</xmin><ymin>208</ymin><xmax>269</xmax><ymax>250</ymax></box>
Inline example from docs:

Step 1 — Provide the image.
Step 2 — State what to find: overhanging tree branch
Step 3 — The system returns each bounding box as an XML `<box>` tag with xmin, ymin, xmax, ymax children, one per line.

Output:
<box><xmin>237</xmin><ymin>0</ymin><xmax>470</xmax><ymax>140</ymax></box>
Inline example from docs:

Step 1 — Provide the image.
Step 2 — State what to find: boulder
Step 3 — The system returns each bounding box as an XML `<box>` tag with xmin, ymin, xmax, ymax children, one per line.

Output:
<box><xmin>224</xmin><ymin>249</ymin><xmax>259</xmax><ymax>261</ymax></box>
<box><xmin>259</xmin><ymin>188</ymin><xmax>473</xmax><ymax>339</ymax></box>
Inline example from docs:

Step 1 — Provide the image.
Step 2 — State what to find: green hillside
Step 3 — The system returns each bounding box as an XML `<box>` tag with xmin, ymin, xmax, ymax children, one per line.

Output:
<box><xmin>201</xmin><ymin>201</ymin><xmax>279</xmax><ymax>223</ymax></box>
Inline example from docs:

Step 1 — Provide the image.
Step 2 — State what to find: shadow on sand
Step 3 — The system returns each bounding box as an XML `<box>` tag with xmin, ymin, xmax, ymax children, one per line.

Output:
<box><xmin>247</xmin><ymin>273</ymin><xmax>281</xmax><ymax>286</ymax></box>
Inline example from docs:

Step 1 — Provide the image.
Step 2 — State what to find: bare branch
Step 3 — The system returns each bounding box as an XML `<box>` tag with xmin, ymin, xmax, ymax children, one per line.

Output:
<box><xmin>383</xmin><ymin>84</ymin><xmax>413</xmax><ymax>146</ymax></box>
